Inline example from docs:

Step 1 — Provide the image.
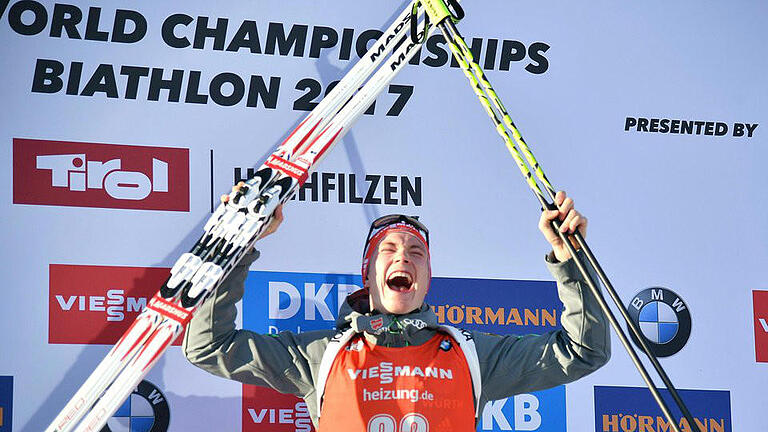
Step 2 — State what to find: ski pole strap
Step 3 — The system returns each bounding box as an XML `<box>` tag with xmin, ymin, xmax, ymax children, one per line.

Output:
<box><xmin>419</xmin><ymin>0</ymin><xmax>463</xmax><ymax>25</ymax></box>
<box><xmin>410</xmin><ymin>2</ymin><xmax>431</xmax><ymax>44</ymax></box>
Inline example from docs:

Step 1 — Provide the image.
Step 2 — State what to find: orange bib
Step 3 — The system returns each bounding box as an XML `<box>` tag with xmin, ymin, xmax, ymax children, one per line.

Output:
<box><xmin>318</xmin><ymin>333</ymin><xmax>475</xmax><ymax>431</ymax></box>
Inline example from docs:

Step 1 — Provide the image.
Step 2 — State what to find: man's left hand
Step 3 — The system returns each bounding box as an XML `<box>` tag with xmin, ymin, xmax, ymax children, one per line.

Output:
<box><xmin>538</xmin><ymin>191</ymin><xmax>587</xmax><ymax>262</ymax></box>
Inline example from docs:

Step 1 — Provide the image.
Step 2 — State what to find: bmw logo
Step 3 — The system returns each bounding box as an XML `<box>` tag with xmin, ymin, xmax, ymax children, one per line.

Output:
<box><xmin>627</xmin><ymin>287</ymin><xmax>692</xmax><ymax>357</ymax></box>
<box><xmin>103</xmin><ymin>380</ymin><xmax>170</xmax><ymax>432</ymax></box>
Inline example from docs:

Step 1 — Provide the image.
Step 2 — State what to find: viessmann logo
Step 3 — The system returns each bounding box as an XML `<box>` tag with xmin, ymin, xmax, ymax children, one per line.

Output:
<box><xmin>348</xmin><ymin>362</ymin><xmax>454</xmax><ymax>385</ymax></box>
<box><xmin>243</xmin><ymin>386</ymin><xmax>312</xmax><ymax>432</ymax></box>
<box><xmin>754</xmin><ymin>290</ymin><xmax>768</xmax><ymax>362</ymax></box>
<box><xmin>13</xmin><ymin>138</ymin><xmax>189</xmax><ymax>211</ymax></box>
<box><xmin>48</xmin><ymin>264</ymin><xmax>183</xmax><ymax>345</ymax></box>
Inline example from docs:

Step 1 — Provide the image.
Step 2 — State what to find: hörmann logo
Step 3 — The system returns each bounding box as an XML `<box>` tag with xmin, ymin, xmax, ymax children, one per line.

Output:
<box><xmin>594</xmin><ymin>386</ymin><xmax>731</xmax><ymax>432</ymax></box>
<box><xmin>48</xmin><ymin>264</ymin><xmax>183</xmax><ymax>345</ymax></box>
<box><xmin>432</xmin><ymin>304</ymin><xmax>558</xmax><ymax>329</ymax></box>
<box><xmin>13</xmin><ymin>138</ymin><xmax>189</xmax><ymax>211</ymax></box>
<box><xmin>243</xmin><ymin>386</ymin><xmax>312</xmax><ymax>432</ymax></box>
<box><xmin>427</xmin><ymin>277</ymin><xmax>563</xmax><ymax>335</ymax></box>
<box><xmin>753</xmin><ymin>290</ymin><xmax>768</xmax><ymax>362</ymax></box>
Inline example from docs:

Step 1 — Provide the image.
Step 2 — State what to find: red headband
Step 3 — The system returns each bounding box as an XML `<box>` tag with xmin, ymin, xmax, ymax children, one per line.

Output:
<box><xmin>361</xmin><ymin>222</ymin><xmax>430</xmax><ymax>281</ymax></box>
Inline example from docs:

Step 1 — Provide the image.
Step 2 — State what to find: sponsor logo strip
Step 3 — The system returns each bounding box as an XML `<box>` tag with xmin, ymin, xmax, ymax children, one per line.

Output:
<box><xmin>242</xmin><ymin>271</ymin><xmax>567</xmax><ymax>431</ymax></box>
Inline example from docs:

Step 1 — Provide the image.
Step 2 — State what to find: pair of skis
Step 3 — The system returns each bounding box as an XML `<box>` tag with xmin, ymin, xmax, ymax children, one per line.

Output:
<box><xmin>45</xmin><ymin>3</ymin><xmax>437</xmax><ymax>431</ymax></box>
<box><xmin>414</xmin><ymin>1</ymin><xmax>702</xmax><ymax>431</ymax></box>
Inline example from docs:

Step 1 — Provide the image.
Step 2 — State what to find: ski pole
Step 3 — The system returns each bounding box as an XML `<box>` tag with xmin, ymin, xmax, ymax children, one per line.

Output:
<box><xmin>417</xmin><ymin>1</ymin><xmax>702</xmax><ymax>431</ymax></box>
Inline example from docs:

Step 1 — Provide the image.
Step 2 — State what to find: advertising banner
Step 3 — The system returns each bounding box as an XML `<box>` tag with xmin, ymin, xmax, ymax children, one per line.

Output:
<box><xmin>1</xmin><ymin>0</ymin><xmax>766</xmax><ymax>430</ymax></box>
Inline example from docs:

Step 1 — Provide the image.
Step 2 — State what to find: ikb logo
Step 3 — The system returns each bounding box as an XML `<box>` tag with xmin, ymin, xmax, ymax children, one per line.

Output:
<box><xmin>48</xmin><ymin>263</ymin><xmax>183</xmax><ymax>345</ymax></box>
<box><xmin>480</xmin><ymin>386</ymin><xmax>566</xmax><ymax>431</ymax></box>
<box><xmin>13</xmin><ymin>138</ymin><xmax>189</xmax><ymax>211</ymax></box>
<box><xmin>243</xmin><ymin>271</ymin><xmax>363</xmax><ymax>333</ymax></box>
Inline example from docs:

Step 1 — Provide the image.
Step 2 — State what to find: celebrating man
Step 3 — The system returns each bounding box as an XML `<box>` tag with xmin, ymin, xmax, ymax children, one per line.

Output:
<box><xmin>183</xmin><ymin>188</ymin><xmax>610</xmax><ymax>430</ymax></box>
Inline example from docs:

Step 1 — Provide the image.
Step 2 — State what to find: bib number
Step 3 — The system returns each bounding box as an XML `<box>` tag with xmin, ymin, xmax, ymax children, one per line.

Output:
<box><xmin>367</xmin><ymin>413</ymin><xmax>429</xmax><ymax>432</ymax></box>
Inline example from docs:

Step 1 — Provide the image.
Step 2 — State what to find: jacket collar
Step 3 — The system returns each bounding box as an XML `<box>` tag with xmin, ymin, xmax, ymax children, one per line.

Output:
<box><xmin>337</xmin><ymin>290</ymin><xmax>438</xmax><ymax>347</ymax></box>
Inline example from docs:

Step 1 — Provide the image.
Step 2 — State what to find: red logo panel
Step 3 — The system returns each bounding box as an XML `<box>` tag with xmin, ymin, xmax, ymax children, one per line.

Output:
<box><xmin>243</xmin><ymin>385</ymin><xmax>314</xmax><ymax>432</ymax></box>
<box><xmin>48</xmin><ymin>264</ymin><xmax>183</xmax><ymax>345</ymax></box>
<box><xmin>754</xmin><ymin>290</ymin><xmax>768</xmax><ymax>363</ymax></box>
<box><xmin>13</xmin><ymin>138</ymin><xmax>189</xmax><ymax>211</ymax></box>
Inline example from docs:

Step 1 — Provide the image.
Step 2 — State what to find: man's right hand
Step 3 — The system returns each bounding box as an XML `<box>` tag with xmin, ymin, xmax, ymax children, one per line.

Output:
<box><xmin>222</xmin><ymin>182</ymin><xmax>284</xmax><ymax>240</ymax></box>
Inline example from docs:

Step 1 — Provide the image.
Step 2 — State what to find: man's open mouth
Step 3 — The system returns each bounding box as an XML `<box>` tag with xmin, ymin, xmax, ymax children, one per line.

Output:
<box><xmin>386</xmin><ymin>271</ymin><xmax>413</xmax><ymax>292</ymax></box>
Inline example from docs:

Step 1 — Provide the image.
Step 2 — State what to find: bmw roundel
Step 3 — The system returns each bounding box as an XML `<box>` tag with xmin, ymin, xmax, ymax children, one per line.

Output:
<box><xmin>627</xmin><ymin>287</ymin><xmax>692</xmax><ymax>357</ymax></box>
<box><xmin>104</xmin><ymin>380</ymin><xmax>170</xmax><ymax>432</ymax></box>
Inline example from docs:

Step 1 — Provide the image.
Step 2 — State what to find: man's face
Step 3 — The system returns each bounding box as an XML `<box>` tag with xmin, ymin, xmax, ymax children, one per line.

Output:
<box><xmin>366</xmin><ymin>231</ymin><xmax>431</xmax><ymax>315</ymax></box>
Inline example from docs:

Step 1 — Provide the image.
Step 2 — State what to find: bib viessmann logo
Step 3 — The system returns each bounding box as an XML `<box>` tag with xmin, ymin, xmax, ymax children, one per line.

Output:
<box><xmin>48</xmin><ymin>264</ymin><xmax>184</xmax><ymax>345</ymax></box>
<box><xmin>13</xmin><ymin>138</ymin><xmax>189</xmax><ymax>211</ymax></box>
<box><xmin>348</xmin><ymin>362</ymin><xmax>453</xmax><ymax>384</ymax></box>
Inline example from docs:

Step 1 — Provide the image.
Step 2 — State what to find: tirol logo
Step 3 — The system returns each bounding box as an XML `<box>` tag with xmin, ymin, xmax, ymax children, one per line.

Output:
<box><xmin>0</xmin><ymin>376</ymin><xmax>12</xmax><ymax>431</ymax></box>
<box><xmin>243</xmin><ymin>386</ymin><xmax>313</xmax><ymax>432</ymax></box>
<box><xmin>105</xmin><ymin>380</ymin><xmax>170</xmax><ymax>432</ymax></box>
<box><xmin>753</xmin><ymin>290</ymin><xmax>768</xmax><ymax>362</ymax></box>
<box><xmin>480</xmin><ymin>387</ymin><xmax>566</xmax><ymax>431</ymax></box>
<box><xmin>594</xmin><ymin>386</ymin><xmax>731</xmax><ymax>432</ymax></box>
<box><xmin>627</xmin><ymin>287</ymin><xmax>692</xmax><ymax>357</ymax></box>
<box><xmin>48</xmin><ymin>264</ymin><xmax>183</xmax><ymax>345</ymax></box>
<box><xmin>13</xmin><ymin>138</ymin><xmax>189</xmax><ymax>211</ymax></box>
